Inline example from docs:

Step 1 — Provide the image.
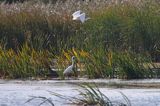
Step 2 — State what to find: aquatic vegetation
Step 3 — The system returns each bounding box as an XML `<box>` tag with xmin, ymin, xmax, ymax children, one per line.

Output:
<box><xmin>55</xmin><ymin>48</ymin><xmax>151</xmax><ymax>79</ymax></box>
<box><xmin>0</xmin><ymin>0</ymin><xmax>159</xmax><ymax>53</ymax></box>
<box><xmin>0</xmin><ymin>0</ymin><xmax>159</xmax><ymax>79</ymax></box>
<box><xmin>26</xmin><ymin>83</ymin><xmax>131</xmax><ymax>106</ymax></box>
<box><xmin>25</xmin><ymin>96</ymin><xmax>55</xmax><ymax>106</ymax></box>
<box><xmin>0</xmin><ymin>44</ymin><xmax>53</xmax><ymax>79</ymax></box>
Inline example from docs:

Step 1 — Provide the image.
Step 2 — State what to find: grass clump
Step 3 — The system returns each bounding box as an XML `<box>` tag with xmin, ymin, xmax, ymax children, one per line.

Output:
<box><xmin>78</xmin><ymin>84</ymin><xmax>113</xmax><ymax>106</ymax></box>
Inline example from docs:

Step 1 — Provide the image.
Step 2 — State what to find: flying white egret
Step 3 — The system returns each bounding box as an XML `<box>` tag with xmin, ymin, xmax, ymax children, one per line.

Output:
<box><xmin>63</xmin><ymin>56</ymin><xmax>77</xmax><ymax>79</ymax></box>
<box><xmin>72</xmin><ymin>10</ymin><xmax>90</xmax><ymax>23</ymax></box>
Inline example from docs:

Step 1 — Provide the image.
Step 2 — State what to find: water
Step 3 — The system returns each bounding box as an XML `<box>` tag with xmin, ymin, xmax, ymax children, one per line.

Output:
<box><xmin>0</xmin><ymin>79</ymin><xmax>160</xmax><ymax>106</ymax></box>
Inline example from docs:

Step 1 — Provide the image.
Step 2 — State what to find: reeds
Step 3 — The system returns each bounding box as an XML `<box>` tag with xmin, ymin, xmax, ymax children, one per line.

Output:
<box><xmin>0</xmin><ymin>0</ymin><xmax>159</xmax><ymax>79</ymax></box>
<box><xmin>0</xmin><ymin>0</ymin><xmax>159</xmax><ymax>53</ymax></box>
<box><xmin>0</xmin><ymin>44</ymin><xmax>53</xmax><ymax>79</ymax></box>
<box><xmin>54</xmin><ymin>48</ymin><xmax>151</xmax><ymax>79</ymax></box>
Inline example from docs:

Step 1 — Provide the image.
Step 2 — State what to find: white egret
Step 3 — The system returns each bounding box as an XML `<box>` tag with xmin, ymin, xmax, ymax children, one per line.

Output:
<box><xmin>63</xmin><ymin>56</ymin><xmax>77</xmax><ymax>79</ymax></box>
<box><xmin>72</xmin><ymin>10</ymin><xmax>90</xmax><ymax>23</ymax></box>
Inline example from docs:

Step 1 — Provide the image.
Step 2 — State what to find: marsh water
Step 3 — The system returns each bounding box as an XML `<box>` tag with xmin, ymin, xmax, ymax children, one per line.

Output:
<box><xmin>0</xmin><ymin>79</ymin><xmax>160</xmax><ymax>106</ymax></box>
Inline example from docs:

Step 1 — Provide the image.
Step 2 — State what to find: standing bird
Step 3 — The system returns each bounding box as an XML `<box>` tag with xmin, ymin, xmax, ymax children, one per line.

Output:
<box><xmin>72</xmin><ymin>10</ymin><xmax>90</xmax><ymax>23</ymax></box>
<box><xmin>63</xmin><ymin>56</ymin><xmax>78</xmax><ymax>79</ymax></box>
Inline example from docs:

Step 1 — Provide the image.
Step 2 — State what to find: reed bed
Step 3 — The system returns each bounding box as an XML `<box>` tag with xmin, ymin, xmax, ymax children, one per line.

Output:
<box><xmin>0</xmin><ymin>0</ymin><xmax>159</xmax><ymax>79</ymax></box>
<box><xmin>0</xmin><ymin>44</ymin><xmax>53</xmax><ymax>79</ymax></box>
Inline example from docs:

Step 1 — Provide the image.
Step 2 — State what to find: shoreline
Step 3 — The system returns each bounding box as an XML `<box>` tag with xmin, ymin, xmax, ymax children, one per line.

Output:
<box><xmin>1</xmin><ymin>78</ymin><xmax>160</xmax><ymax>88</ymax></box>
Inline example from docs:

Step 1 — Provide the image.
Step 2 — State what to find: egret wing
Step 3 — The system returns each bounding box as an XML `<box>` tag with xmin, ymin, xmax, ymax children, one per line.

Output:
<box><xmin>72</xmin><ymin>10</ymin><xmax>81</xmax><ymax>20</ymax></box>
<box><xmin>72</xmin><ymin>10</ymin><xmax>81</xmax><ymax>17</ymax></box>
<box><xmin>63</xmin><ymin>65</ymin><xmax>73</xmax><ymax>74</ymax></box>
<box><xmin>79</xmin><ymin>13</ymin><xmax>86</xmax><ymax>23</ymax></box>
